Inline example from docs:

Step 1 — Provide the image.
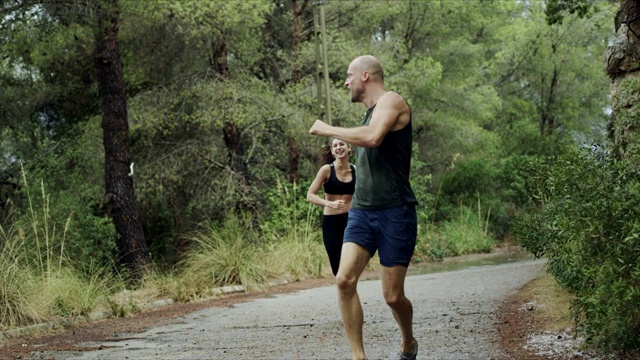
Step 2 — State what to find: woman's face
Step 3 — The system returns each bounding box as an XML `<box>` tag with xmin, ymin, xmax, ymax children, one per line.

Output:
<box><xmin>331</xmin><ymin>139</ymin><xmax>351</xmax><ymax>159</ymax></box>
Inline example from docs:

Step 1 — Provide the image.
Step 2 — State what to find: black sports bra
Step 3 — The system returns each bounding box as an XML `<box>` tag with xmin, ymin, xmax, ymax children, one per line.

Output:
<box><xmin>323</xmin><ymin>163</ymin><xmax>356</xmax><ymax>195</ymax></box>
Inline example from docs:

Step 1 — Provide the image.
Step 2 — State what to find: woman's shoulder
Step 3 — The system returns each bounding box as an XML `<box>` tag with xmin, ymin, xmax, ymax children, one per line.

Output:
<box><xmin>318</xmin><ymin>164</ymin><xmax>332</xmax><ymax>175</ymax></box>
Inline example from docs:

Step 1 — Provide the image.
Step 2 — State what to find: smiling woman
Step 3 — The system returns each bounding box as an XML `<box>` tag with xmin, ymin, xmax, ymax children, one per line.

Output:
<box><xmin>306</xmin><ymin>138</ymin><xmax>355</xmax><ymax>276</ymax></box>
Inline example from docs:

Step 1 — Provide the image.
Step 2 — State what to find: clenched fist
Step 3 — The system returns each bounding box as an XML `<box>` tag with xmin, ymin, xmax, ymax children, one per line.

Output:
<box><xmin>309</xmin><ymin>119</ymin><xmax>330</xmax><ymax>137</ymax></box>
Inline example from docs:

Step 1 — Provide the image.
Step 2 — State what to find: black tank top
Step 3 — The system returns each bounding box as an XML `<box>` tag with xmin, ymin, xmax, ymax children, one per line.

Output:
<box><xmin>323</xmin><ymin>163</ymin><xmax>356</xmax><ymax>195</ymax></box>
<box><xmin>352</xmin><ymin>104</ymin><xmax>417</xmax><ymax>209</ymax></box>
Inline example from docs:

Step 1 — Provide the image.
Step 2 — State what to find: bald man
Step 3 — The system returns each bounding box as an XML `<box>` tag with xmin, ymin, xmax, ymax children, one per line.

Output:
<box><xmin>309</xmin><ymin>55</ymin><xmax>419</xmax><ymax>360</ymax></box>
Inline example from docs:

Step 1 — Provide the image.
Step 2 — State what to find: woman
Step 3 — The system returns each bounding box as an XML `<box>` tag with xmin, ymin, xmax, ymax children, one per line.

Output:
<box><xmin>306</xmin><ymin>138</ymin><xmax>355</xmax><ymax>276</ymax></box>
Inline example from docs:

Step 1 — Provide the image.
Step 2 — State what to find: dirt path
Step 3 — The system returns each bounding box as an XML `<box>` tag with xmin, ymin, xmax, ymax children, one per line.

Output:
<box><xmin>1</xmin><ymin>254</ymin><xmax>545</xmax><ymax>360</ymax></box>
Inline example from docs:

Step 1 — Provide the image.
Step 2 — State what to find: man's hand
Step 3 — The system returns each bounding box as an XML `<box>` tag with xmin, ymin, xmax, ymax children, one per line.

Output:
<box><xmin>309</xmin><ymin>120</ymin><xmax>331</xmax><ymax>137</ymax></box>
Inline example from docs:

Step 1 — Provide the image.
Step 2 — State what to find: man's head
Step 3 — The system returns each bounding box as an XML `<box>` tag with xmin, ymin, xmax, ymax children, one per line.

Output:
<box><xmin>344</xmin><ymin>55</ymin><xmax>384</xmax><ymax>103</ymax></box>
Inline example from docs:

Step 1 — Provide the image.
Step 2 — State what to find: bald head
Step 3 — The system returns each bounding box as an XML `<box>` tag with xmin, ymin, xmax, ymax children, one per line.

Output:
<box><xmin>345</xmin><ymin>55</ymin><xmax>386</xmax><ymax>105</ymax></box>
<box><xmin>352</xmin><ymin>55</ymin><xmax>384</xmax><ymax>82</ymax></box>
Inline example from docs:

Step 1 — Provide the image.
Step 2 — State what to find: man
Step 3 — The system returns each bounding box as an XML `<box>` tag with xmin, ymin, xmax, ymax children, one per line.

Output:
<box><xmin>309</xmin><ymin>55</ymin><xmax>419</xmax><ymax>360</ymax></box>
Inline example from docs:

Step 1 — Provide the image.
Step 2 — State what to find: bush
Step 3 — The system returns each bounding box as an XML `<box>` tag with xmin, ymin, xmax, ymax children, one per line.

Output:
<box><xmin>0</xmin><ymin>183</ymin><xmax>119</xmax><ymax>329</ymax></box>
<box><xmin>515</xmin><ymin>146</ymin><xmax>640</xmax><ymax>351</ymax></box>
<box><xmin>437</xmin><ymin>155</ymin><xmax>533</xmax><ymax>240</ymax></box>
<box><xmin>177</xmin><ymin>213</ymin><xmax>269</xmax><ymax>298</ymax></box>
<box><xmin>18</xmin><ymin>122</ymin><xmax>118</xmax><ymax>270</ymax></box>
<box><xmin>260</xmin><ymin>178</ymin><xmax>315</xmax><ymax>235</ymax></box>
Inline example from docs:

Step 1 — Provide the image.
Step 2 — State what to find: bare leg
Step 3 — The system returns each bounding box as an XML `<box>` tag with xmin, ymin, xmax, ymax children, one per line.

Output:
<box><xmin>381</xmin><ymin>265</ymin><xmax>417</xmax><ymax>353</ymax></box>
<box><xmin>336</xmin><ymin>242</ymin><xmax>371</xmax><ymax>360</ymax></box>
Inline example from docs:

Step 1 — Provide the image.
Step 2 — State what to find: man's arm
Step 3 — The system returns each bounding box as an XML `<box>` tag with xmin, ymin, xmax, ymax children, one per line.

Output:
<box><xmin>309</xmin><ymin>92</ymin><xmax>408</xmax><ymax>148</ymax></box>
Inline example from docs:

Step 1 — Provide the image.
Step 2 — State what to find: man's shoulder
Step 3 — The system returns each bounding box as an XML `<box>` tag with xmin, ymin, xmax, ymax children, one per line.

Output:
<box><xmin>379</xmin><ymin>91</ymin><xmax>409</xmax><ymax>109</ymax></box>
<box><xmin>381</xmin><ymin>91</ymin><xmax>403</xmax><ymax>101</ymax></box>
<box><xmin>376</xmin><ymin>92</ymin><xmax>410</xmax><ymax>130</ymax></box>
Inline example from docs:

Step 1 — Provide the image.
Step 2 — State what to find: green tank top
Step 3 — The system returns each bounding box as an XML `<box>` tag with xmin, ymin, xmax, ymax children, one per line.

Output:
<box><xmin>352</xmin><ymin>104</ymin><xmax>418</xmax><ymax>209</ymax></box>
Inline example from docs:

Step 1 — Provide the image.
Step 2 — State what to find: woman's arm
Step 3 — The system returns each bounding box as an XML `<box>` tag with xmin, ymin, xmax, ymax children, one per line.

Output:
<box><xmin>306</xmin><ymin>165</ymin><xmax>341</xmax><ymax>209</ymax></box>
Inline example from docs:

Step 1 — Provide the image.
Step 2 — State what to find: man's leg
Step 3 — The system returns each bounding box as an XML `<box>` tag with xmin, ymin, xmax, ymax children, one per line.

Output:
<box><xmin>381</xmin><ymin>265</ymin><xmax>417</xmax><ymax>354</ymax></box>
<box><xmin>336</xmin><ymin>242</ymin><xmax>371</xmax><ymax>360</ymax></box>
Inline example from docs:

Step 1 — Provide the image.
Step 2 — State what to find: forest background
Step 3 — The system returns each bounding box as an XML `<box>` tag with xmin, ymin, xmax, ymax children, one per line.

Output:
<box><xmin>1</xmin><ymin>0</ymin><xmax>638</xmax><ymax>354</ymax></box>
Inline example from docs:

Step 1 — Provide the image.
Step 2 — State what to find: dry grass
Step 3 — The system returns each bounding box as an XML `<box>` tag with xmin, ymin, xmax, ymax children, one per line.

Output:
<box><xmin>528</xmin><ymin>273</ymin><xmax>574</xmax><ymax>332</ymax></box>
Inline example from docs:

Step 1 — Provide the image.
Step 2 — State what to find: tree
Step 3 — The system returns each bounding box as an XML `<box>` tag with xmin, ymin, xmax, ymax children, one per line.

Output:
<box><xmin>95</xmin><ymin>0</ymin><xmax>150</xmax><ymax>278</ymax></box>
<box><xmin>602</xmin><ymin>1</ymin><xmax>640</xmax><ymax>160</ymax></box>
<box><xmin>546</xmin><ymin>0</ymin><xmax>640</xmax><ymax>159</ymax></box>
<box><xmin>1</xmin><ymin>0</ymin><xmax>151</xmax><ymax>279</ymax></box>
<box><xmin>481</xmin><ymin>1</ymin><xmax>611</xmax><ymax>161</ymax></box>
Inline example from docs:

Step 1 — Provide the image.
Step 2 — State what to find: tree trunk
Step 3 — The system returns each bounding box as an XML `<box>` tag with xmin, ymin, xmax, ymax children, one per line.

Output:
<box><xmin>222</xmin><ymin>121</ymin><xmax>257</xmax><ymax>216</ymax></box>
<box><xmin>604</xmin><ymin>0</ymin><xmax>640</xmax><ymax>159</ymax></box>
<box><xmin>211</xmin><ymin>37</ymin><xmax>229</xmax><ymax>78</ymax></box>
<box><xmin>95</xmin><ymin>0</ymin><xmax>150</xmax><ymax>280</ymax></box>
<box><xmin>290</xmin><ymin>0</ymin><xmax>309</xmax><ymax>83</ymax></box>
<box><xmin>288</xmin><ymin>137</ymin><xmax>299</xmax><ymax>184</ymax></box>
<box><xmin>540</xmin><ymin>66</ymin><xmax>559</xmax><ymax>136</ymax></box>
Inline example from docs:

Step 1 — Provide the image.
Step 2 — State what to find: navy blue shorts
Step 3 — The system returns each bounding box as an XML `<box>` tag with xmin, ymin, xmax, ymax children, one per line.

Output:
<box><xmin>344</xmin><ymin>204</ymin><xmax>417</xmax><ymax>267</ymax></box>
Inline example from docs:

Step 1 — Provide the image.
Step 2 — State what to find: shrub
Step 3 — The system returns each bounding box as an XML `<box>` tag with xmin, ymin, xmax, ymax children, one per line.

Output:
<box><xmin>515</xmin><ymin>146</ymin><xmax>640</xmax><ymax>351</ymax></box>
<box><xmin>0</xmin><ymin>180</ymin><xmax>119</xmax><ymax>329</ymax></box>
<box><xmin>437</xmin><ymin>156</ymin><xmax>530</xmax><ymax>240</ymax></box>
<box><xmin>18</xmin><ymin>122</ymin><xmax>118</xmax><ymax>270</ymax></box>
<box><xmin>177</xmin><ymin>213</ymin><xmax>268</xmax><ymax>298</ymax></box>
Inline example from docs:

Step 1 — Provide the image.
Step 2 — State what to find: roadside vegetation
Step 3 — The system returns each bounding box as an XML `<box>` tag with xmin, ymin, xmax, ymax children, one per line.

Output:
<box><xmin>0</xmin><ymin>170</ymin><xmax>496</xmax><ymax>327</ymax></box>
<box><xmin>516</xmin><ymin>146</ymin><xmax>640</xmax><ymax>352</ymax></box>
<box><xmin>2</xmin><ymin>0</ymin><xmax>639</xmax><ymax>355</ymax></box>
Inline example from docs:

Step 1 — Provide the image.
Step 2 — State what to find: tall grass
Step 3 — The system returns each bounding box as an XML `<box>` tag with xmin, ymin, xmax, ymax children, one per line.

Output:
<box><xmin>177</xmin><ymin>213</ymin><xmax>269</xmax><ymax>299</ymax></box>
<box><xmin>0</xmin><ymin>169</ymin><xmax>119</xmax><ymax>329</ymax></box>
<box><xmin>261</xmin><ymin>178</ymin><xmax>329</xmax><ymax>278</ymax></box>
<box><xmin>441</xmin><ymin>205</ymin><xmax>495</xmax><ymax>255</ymax></box>
<box><xmin>263</xmin><ymin>209</ymin><xmax>328</xmax><ymax>280</ymax></box>
<box><xmin>416</xmin><ymin>204</ymin><xmax>495</xmax><ymax>261</ymax></box>
<box><xmin>0</xmin><ymin>224</ymin><xmax>37</xmax><ymax>328</ymax></box>
<box><xmin>172</xmin><ymin>180</ymin><xmax>330</xmax><ymax>301</ymax></box>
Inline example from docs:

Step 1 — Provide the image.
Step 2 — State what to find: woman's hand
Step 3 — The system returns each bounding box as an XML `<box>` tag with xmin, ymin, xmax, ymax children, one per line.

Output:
<box><xmin>329</xmin><ymin>200</ymin><xmax>345</xmax><ymax>210</ymax></box>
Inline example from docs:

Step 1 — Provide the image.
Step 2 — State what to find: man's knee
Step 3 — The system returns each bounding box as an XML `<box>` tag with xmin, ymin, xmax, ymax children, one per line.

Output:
<box><xmin>336</xmin><ymin>273</ymin><xmax>357</xmax><ymax>295</ymax></box>
<box><xmin>384</xmin><ymin>292</ymin><xmax>404</xmax><ymax>308</ymax></box>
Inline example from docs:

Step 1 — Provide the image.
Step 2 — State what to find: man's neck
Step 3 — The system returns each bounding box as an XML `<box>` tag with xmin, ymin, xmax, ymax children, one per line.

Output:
<box><xmin>363</xmin><ymin>87</ymin><xmax>386</xmax><ymax>109</ymax></box>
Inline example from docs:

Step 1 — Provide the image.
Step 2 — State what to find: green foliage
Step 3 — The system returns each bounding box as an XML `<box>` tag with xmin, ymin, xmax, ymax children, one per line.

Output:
<box><xmin>436</xmin><ymin>154</ymin><xmax>534</xmax><ymax>240</ymax></box>
<box><xmin>1</xmin><ymin>3</ymin><xmax>99</xmax><ymax>135</ymax></box>
<box><xmin>127</xmin><ymin>76</ymin><xmax>306</xmax><ymax>262</ymax></box>
<box><xmin>415</xmin><ymin>206</ymin><xmax>495</xmax><ymax>262</ymax></box>
<box><xmin>260</xmin><ymin>178</ymin><xmax>316</xmax><ymax>235</ymax></box>
<box><xmin>488</xmin><ymin>2</ymin><xmax>611</xmax><ymax>140</ymax></box>
<box><xmin>0</xmin><ymin>1</ymin><xmax>623</xmax><ymax>342</ymax></box>
<box><xmin>545</xmin><ymin>0</ymin><xmax>597</xmax><ymax>25</ymax></box>
<box><xmin>261</xmin><ymin>178</ymin><xmax>328</xmax><ymax>279</ymax></box>
<box><xmin>0</xmin><ymin>225</ymin><xmax>36</xmax><ymax>328</ymax></box>
<box><xmin>19</xmin><ymin>121</ymin><xmax>117</xmax><ymax>269</ymax></box>
<box><xmin>264</xmin><ymin>228</ymin><xmax>327</xmax><ymax>280</ymax></box>
<box><xmin>119</xmin><ymin>0</ymin><xmax>274</xmax><ymax>92</ymax></box>
<box><xmin>29</xmin><ymin>265</ymin><xmax>116</xmax><ymax>319</ymax></box>
<box><xmin>440</xmin><ymin>206</ymin><xmax>495</xmax><ymax>256</ymax></box>
<box><xmin>411</xmin><ymin>172</ymin><xmax>436</xmax><ymax>226</ymax></box>
<box><xmin>515</xmin><ymin>146</ymin><xmax>640</xmax><ymax>350</ymax></box>
<box><xmin>106</xmin><ymin>294</ymin><xmax>141</xmax><ymax>318</ymax></box>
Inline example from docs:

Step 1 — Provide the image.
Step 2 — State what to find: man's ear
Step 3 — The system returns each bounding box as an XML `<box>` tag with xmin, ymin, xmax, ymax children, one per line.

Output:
<box><xmin>362</xmin><ymin>71</ymin><xmax>370</xmax><ymax>81</ymax></box>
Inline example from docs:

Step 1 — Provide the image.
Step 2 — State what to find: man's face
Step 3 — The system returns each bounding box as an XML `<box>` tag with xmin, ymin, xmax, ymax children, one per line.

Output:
<box><xmin>344</xmin><ymin>61</ymin><xmax>364</xmax><ymax>103</ymax></box>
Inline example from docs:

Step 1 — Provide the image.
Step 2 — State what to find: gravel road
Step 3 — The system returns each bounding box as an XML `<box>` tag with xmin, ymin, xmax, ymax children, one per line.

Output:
<box><xmin>28</xmin><ymin>258</ymin><xmax>545</xmax><ymax>360</ymax></box>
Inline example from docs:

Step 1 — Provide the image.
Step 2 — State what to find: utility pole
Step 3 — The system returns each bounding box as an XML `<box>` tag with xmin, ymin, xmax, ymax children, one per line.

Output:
<box><xmin>313</xmin><ymin>1</ymin><xmax>332</xmax><ymax>125</ymax></box>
